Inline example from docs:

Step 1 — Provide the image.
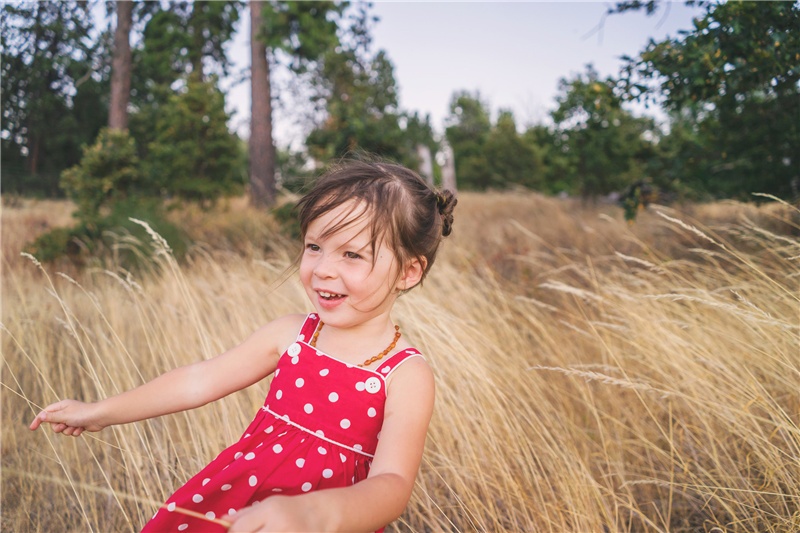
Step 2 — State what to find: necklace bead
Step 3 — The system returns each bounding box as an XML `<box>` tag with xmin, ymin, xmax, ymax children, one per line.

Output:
<box><xmin>309</xmin><ymin>322</ymin><xmax>401</xmax><ymax>368</ymax></box>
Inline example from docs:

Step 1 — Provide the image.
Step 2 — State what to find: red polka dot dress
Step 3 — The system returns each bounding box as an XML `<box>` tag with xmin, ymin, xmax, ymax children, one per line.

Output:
<box><xmin>141</xmin><ymin>314</ymin><xmax>423</xmax><ymax>532</ymax></box>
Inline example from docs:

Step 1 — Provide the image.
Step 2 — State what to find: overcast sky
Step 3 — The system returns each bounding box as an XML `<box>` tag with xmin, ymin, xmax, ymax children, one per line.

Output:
<box><xmin>222</xmin><ymin>1</ymin><xmax>705</xmax><ymax>147</ymax></box>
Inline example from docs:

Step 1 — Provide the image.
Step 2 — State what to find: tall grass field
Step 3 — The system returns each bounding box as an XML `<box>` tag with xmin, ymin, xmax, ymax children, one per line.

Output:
<box><xmin>2</xmin><ymin>193</ymin><xmax>799</xmax><ymax>532</ymax></box>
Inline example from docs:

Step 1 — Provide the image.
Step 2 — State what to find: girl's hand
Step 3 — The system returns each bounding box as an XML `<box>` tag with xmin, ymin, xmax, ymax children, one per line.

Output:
<box><xmin>224</xmin><ymin>495</ymin><xmax>322</xmax><ymax>533</ymax></box>
<box><xmin>29</xmin><ymin>400</ymin><xmax>105</xmax><ymax>437</ymax></box>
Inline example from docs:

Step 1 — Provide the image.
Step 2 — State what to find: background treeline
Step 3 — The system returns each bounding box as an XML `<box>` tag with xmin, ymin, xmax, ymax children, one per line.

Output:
<box><xmin>1</xmin><ymin>1</ymin><xmax>798</xmax><ymax>209</ymax></box>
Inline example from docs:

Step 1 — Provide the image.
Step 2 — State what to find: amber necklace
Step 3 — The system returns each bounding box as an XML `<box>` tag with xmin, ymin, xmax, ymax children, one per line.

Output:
<box><xmin>309</xmin><ymin>321</ymin><xmax>401</xmax><ymax>368</ymax></box>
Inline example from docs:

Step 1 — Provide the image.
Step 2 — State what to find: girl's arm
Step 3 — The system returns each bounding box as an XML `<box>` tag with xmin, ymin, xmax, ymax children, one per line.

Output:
<box><xmin>225</xmin><ymin>356</ymin><xmax>435</xmax><ymax>532</ymax></box>
<box><xmin>29</xmin><ymin>314</ymin><xmax>305</xmax><ymax>437</ymax></box>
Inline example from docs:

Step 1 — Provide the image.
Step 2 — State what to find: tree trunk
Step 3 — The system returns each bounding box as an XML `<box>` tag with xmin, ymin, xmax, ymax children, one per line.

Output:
<box><xmin>416</xmin><ymin>144</ymin><xmax>434</xmax><ymax>187</ymax></box>
<box><xmin>108</xmin><ymin>0</ymin><xmax>132</xmax><ymax>131</ymax></box>
<box><xmin>441</xmin><ymin>142</ymin><xmax>457</xmax><ymax>193</ymax></box>
<box><xmin>249</xmin><ymin>0</ymin><xmax>276</xmax><ymax>206</ymax></box>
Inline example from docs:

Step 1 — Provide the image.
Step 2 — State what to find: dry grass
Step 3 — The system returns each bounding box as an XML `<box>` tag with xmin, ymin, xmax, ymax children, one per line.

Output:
<box><xmin>2</xmin><ymin>192</ymin><xmax>799</xmax><ymax>532</ymax></box>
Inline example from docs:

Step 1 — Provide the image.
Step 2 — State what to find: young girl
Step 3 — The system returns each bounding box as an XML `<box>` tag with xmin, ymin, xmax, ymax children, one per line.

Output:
<box><xmin>29</xmin><ymin>160</ymin><xmax>456</xmax><ymax>532</ymax></box>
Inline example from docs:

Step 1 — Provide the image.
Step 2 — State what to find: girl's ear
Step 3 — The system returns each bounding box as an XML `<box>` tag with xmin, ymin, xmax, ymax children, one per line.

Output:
<box><xmin>397</xmin><ymin>257</ymin><xmax>426</xmax><ymax>291</ymax></box>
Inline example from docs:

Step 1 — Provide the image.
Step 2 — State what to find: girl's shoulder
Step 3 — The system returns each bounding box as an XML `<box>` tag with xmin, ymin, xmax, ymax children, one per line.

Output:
<box><xmin>252</xmin><ymin>313</ymin><xmax>309</xmax><ymax>357</ymax></box>
<box><xmin>384</xmin><ymin>350</ymin><xmax>434</xmax><ymax>394</ymax></box>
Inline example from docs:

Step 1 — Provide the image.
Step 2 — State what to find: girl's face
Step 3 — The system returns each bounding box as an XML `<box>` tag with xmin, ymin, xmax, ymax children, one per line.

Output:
<box><xmin>299</xmin><ymin>201</ymin><xmax>407</xmax><ymax>330</ymax></box>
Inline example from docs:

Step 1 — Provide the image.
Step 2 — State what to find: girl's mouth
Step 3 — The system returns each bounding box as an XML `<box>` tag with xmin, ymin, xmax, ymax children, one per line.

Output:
<box><xmin>318</xmin><ymin>291</ymin><xmax>345</xmax><ymax>301</ymax></box>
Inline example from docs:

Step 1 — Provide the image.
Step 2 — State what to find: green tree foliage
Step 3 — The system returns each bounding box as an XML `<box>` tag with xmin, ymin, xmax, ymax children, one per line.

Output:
<box><xmin>147</xmin><ymin>79</ymin><xmax>244</xmax><ymax>203</ymax></box>
<box><xmin>483</xmin><ymin>110</ymin><xmax>543</xmax><ymax>190</ymax></box>
<box><xmin>522</xmin><ymin>125</ymin><xmax>573</xmax><ymax>195</ymax></box>
<box><xmin>444</xmin><ymin>91</ymin><xmax>492</xmax><ymax>189</ymax></box>
<box><xmin>130</xmin><ymin>1</ymin><xmax>241</xmax><ymax>160</ymax></box>
<box><xmin>618</xmin><ymin>1</ymin><xmax>800</xmax><ymax>199</ymax></box>
<box><xmin>60</xmin><ymin>128</ymin><xmax>145</xmax><ymax>224</ymax></box>
<box><xmin>445</xmin><ymin>93</ymin><xmax>544</xmax><ymax>190</ymax></box>
<box><xmin>551</xmin><ymin>65</ymin><xmax>658</xmax><ymax>199</ymax></box>
<box><xmin>305</xmin><ymin>5</ymin><xmax>436</xmax><ymax>169</ymax></box>
<box><xmin>249</xmin><ymin>1</ymin><xmax>345</xmax><ymax>205</ymax></box>
<box><xmin>1</xmin><ymin>1</ymin><xmax>108</xmax><ymax>196</ymax></box>
<box><xmin>30</xmin><ymin>128</ymin><xmax>185</xmax><ymax>265</ymax></box>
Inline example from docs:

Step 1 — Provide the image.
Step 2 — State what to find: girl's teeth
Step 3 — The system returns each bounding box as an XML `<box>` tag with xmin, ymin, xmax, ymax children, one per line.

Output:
<box><xmin>319</xmin><ymin>291</ymin><xmax>343</xmax><ymax>300</ymax></box>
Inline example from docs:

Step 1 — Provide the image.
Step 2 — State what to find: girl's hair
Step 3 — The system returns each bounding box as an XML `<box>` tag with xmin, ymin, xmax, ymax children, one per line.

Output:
<box><xmin>296</xmin><ymin>159</ymin><xmax>456</xmax><ymax>288</ymax></box>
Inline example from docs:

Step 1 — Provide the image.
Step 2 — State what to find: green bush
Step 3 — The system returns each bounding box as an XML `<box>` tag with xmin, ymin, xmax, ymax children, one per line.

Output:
<box><xmin>26</xmin><ymin>198</ymin><xmax>186</xmax><ymax>268</ymax></box>
<box><xmin>60</xmin><ymin>128</ymin><xmax>148</xmax><ymax>224</ymax></box>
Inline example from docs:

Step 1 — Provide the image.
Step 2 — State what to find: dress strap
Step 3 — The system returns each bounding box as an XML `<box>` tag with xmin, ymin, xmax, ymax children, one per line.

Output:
<box><xmin>374</xmin><ymin>348</ymin><xmax>425</xmax><ymax>379</ymax></box>
<box><xmin>297</xmin><ymin>314</ymin><xmax>320</xmax><ymax>343</ymax></box>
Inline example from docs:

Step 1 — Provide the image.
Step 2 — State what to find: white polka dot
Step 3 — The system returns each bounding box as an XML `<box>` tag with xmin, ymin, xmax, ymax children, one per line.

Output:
<box><xmin>291</xmin><ymin>356</ymin><xmax>299</xmax><ymax>365</ymax></box>
<box><xmin>228</xmin><ymin>508</ymin><xmax>237</xmax><ymax>515</ymax></box>
<box><xmin>304</xmin><ymin>403</ymin><xmax>313</xmax><ymax>414</ymax></box>
<box><xmin>275</xmin><ymin>368</ymin><xmax>280</xmax><ymax>377</ymax></box>
<box><xmin>257</xmin><ymin>442</ymin><xmax>263</xmax><ymax>448</ymax></box>
<box><xmin>221</xmin><ymin>484</ymin><xmax>232</xmax><ymax>491</ymax></box>
<box><xmin>178</xmin><ymin>524</ymin><xmax>188</xmax><ymax>531</ymax></box>
<box><xmin>244</xmin><ymin>433</ymin><xmax>251</xmax><ymax>438</ymax></box>
<box><xmin>296</xmin><ymin>458</ymin><xmax>305</xmax><ymax>467</ymax></box>
<box><xmin>340</xmin><ymin>453</ymin><xmax>347</xmax><ymax>462</ymax></box>
<box><xmin>316</xmin><ymin>351</ymin><xmax>323</xmax><ymax>356</ymax></box>
<box><xmin>234</xmin><ymin>452</ymin><xmax>243</xmax><ymax>460</ymax></box>
<box><xmin>377</xmin><ymin>431</ymin><xmax>382</xmax><ymax>439</ymax></box>
<box><xmin>249</xmin><ymin>475</ymin><xmax>258</xmax><ymax>487</ymax></box>
<box><xmin>328</xmin><ymin>392</ymin><xmax>339</xmax><ymax>402</ymax></box>
<box><xmin>245</xmin><ymin>452</ymin><xmax>255</xmax><ymax>460</ymax></box>
<box><xmin>167</xmin><ymin>502</ymin><xmax>176</xmax><ymax>511</ymax></box>
<box><xmin>354</xmin><ymin>444</ymin><xmax>363</xmax><ymax>451</ymax></box>
<box><xmin>318</xmin><ymin>446</ymin><xmax>327</xmax><ymax>455</ymax></box>
<box><xmin>405</xmin><ymin>349</ymin><xmax>415</xmax><ymax>354</ymax></box>
<box><xmin>205</xmin><ymin>511</ymin><xmax>215</xmax><ymax>520</ymax></box>
<box><xmin>276</xmin><ymin>390</ymin><xmax>282</xmax><ymax>400</ymax></box>
<box><xmin>340</xmin><ymin>418</ymin><xmax>351</xmax><ymax>429</ymax></box>
<box><xmin>273</xmin><ymin>444</ymin><xmax>283</xmax><ymax>453</ymax></box>
<box><xmin>323</xmin><ymin>469</ymin><xmax>333</xmax><ymax>479</ymax></box>
<box><xmin>302</xmin><ymin>482</ymin><xmax>313</xmax><ymax>492</ymax></box>
<box><xmin>265</xmin><ymin>425</ymin><xmax>274</xmax><ymax>433</ymax></box>
<box><xmin>381</xmin><ymin>366</ymin><xmax>391</xmax><ymax>374</ymax></box>
<box><xmin>192</xmin><ymin>494</ymin><xmax>203</xmax><ymax>503</ymax></box>
<box><xmin>272</xmin><ymin>488</ymin><xmax>283</xmax><ymax>492</ymax></box>
<box><xmin>298</xmin><ymin>333</ymin><xmax>305</xmax><ymax>341</ymax></box>
<box><xmin>355</xmin><ymin>382</ymin><xmax>365</xmax><ymax>391</ymax></box>
<box><xmin>295</xmin><ymin>378</ymin><xmax>304</xmax><ymax>387</ymax></box>
<box><xmin>367</xmin><ymin>407</ymin><xmax>377</xmax><ymax>417</ymax></box>
<box><xmin>310</xmin><ymin>314</ymin><xmax>316</xmax><ymax>319</ymax></box>
<box><xmin>202</xmin><ymin>478</ymin><xmax>210</xmax><ymax>486</ymax></box>
<box><xmin>315</xmin><ymin>430</ymin><xmax>325</xmax><ymax>438</ymax></box>
<box><xmin>319</xmin><ymin>368</ymin><xmax>329</xmax><ymax>376</ymax></box>
<box><xmin>287</xmin><ymin>343</ymin><xmax>301</xmax><ymax>357</ymax></box>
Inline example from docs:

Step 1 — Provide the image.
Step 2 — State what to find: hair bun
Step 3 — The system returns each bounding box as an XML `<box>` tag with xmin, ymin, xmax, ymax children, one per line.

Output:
<box><xmin>435</xmin><ymin>190</ymin><xmax>457</xmax><ymax>237</ymax></box>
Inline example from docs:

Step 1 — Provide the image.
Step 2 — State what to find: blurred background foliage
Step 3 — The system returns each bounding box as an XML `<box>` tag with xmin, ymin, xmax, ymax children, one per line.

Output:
<box><xmin>1</xmin><ymin>0</ymin><xmax>798</xmax><ymax>262</ymax></box>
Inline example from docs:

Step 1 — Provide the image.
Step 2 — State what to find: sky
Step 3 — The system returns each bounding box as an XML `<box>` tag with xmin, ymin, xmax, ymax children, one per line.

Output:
<box><xmin>222</xmin><ymin>1</ymin><xmax>706</xmax><ymax>148</ymax></box>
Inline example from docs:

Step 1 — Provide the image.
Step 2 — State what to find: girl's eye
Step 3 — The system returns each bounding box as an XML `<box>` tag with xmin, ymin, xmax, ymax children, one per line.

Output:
<box><xmin>306</xmin><ymin>243</ymin><xmax>320</xmax><ymax>252</ymax></box>
<box><xmin>344</xmin><ymin>251</ymin><xmax>362</xmax><ymax>260</ymax></box>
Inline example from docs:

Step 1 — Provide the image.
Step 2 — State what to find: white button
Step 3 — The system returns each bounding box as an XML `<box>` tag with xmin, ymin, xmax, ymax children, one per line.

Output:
<box><xmin>287</xmin><ymin>343</ymin><xmax>301</xmax><ymax>357</ymax></box>
<box><xmin>365</xmin><ymin>377</ymin><xmax>381</xmax><ymax>394</ymax></box>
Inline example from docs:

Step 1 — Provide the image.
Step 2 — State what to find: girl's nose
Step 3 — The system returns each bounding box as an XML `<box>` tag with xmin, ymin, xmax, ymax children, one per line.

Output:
<box><xmin>313</xmin><ymin>254</ymin><xmax>337</xmax><ymax>279</ymax></box>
